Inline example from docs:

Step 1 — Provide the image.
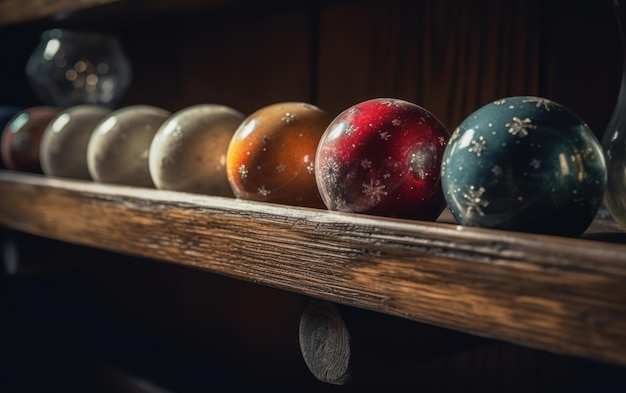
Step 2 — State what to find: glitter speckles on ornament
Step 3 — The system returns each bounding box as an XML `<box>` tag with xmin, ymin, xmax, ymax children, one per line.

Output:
<box><xmin>441</xmin><ymin>96</ymin><xmax>606</xmax><ymax>237</ymax></box>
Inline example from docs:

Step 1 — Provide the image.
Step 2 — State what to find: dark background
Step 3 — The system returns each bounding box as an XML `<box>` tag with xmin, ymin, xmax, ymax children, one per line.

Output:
<box><xmin>0</xmin><ymin>0</ymin><xmax>622</xmax><ymax>138</ymax></box>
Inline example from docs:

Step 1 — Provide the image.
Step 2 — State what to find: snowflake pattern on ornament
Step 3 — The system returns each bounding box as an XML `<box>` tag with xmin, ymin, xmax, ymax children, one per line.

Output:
<box><xmin>381</xmin><ymin>99</ymin><xmax>399</xmax><ymax>107</ymax></box>
<box><xmin>238</xmin><ymin>164</ymin><xmax>248</xmax><ymax>178</ymax></box>
<box><xmin>468</xmin><ymin>136</ymin><xmax>487</xmax><ymax>157</ymax></box>
<box><xmin>322</xmin><ymin>158</ymin><xmax>341</xmax><ymax>184</ymax></box>
<box><xmin>523</xmin><ymin>97</ymin><xmax>555</xmax><ymax>111</ymax></box>
<box><xmin>463</xmin><ymin>185</ymin><xmax>489</xmax><ymax>216</ymax></box>
<box><xmin>281</xmin><ymin>112</ymin><xmax>296</xmax><ymax>125</ymax></box>
<box><xmin>334</xmin><ymin>197</ymin><xmax>349</xmax><ymax>211</ymax></box>
<box><xmin>346</xmin><ymin>107</ymin><xmax>360</xmax><ymax>117</ymax></box>
<box><xmin>506</xmin><ymin>117</ymin><xmax>535</xmax><ymax>137</ymax></box>
<box><xmin>344</xmin><ymin>123</ymin><xmax>357</xmax><ymax>136</ymax></box>
<box><xmin>362</xmin><ymin>179</ymin><xmax>387</xmax><ymax>203</ymax></box>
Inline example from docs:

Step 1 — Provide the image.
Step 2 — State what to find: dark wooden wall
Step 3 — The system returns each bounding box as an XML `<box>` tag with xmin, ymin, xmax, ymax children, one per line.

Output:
<box><xmin>115</xmin><ymin>0</ymin><xmax>621</xmax><ymax>137</ymax></box>
<box><xmin>0</xmin><ymin>0</ymin><xmax>621</xmax><ymax>137</ymax></box>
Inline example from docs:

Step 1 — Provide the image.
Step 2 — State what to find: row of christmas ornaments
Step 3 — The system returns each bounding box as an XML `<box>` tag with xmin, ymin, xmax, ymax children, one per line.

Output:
<box><xmin>0</xmin><ymin>97</ymin><xmax>607</xmax><ymax>237</ymax></box>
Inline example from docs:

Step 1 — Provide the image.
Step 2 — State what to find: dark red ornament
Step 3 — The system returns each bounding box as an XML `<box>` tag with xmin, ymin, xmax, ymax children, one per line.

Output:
<box><xmin>1</xmin><ymin>106</ymin><xmax>61</xmax><ymax>173</ymax></box>
<box><xmin>315</xmin><ymin>98</ymin><xmax>449</xmax><ymax>221</ymax></box>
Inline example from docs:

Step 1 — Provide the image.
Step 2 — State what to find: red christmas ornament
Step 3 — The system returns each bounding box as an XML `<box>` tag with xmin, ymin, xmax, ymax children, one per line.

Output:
<box><xmin>1</xmin><ymin>106</ymin><xmax>61</xmax><ymax>173</ymax></box>
<box><xmin>315</xmin><ymin>98</ymin><xmax>449</xmax><ymax>221</ymax></box>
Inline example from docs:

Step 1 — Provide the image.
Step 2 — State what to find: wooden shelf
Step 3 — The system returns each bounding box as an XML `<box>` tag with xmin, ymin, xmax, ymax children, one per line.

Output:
<box><xmin>0</xmin><ymin>0</ymin><xmax>308</xmax><ymax>27</ymax></box>
<box><xmin>1</xmin><ymin>170</ymin><xmax>625</xmax><ymax>368</ymax></box>
<box><xmin>0</xmin><ymin>0</ymin><xmax>124</xmax><ymax>26</ymax></box>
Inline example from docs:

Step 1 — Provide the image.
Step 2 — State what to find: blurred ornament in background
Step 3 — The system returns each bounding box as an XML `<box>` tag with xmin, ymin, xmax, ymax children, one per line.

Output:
<box><xmin>1</xmin><ymin>106</ymin><xmax>61</xmax><ymax>173</ymax></box>
<box><xmin>40</xmin><ymin>105</ymin><xmax>111</xmax><ymax>180</ymax></box>
<box><xmin>25</xmin><ymin>29</ymin><xmax>132</xmax><ymax>108</ymax></box>
<box><xmin>602</xmin><ymin>1</ymin><xmax>626</xmax><ymax>227</ymax></box>
<box><xmin>87</xmin><ymin>105</ymin><xmax>171</xmax><ymax>187</ymax></box>
<box><xmin>0</xmin><ymin>106</ymin><xmax>22</xmax><ymax>169</ymax></box>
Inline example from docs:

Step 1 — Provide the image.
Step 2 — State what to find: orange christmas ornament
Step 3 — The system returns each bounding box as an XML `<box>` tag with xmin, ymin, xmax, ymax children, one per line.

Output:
<box><xmin>226</xmin><ymin>102</ymin><xmax>333</xmax><ymax>208</ymax></box>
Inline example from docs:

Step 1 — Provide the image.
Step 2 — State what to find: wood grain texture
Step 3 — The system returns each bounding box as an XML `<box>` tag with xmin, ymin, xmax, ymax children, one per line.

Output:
<box><xmin>299</xmin><ymin>301</ymin><xmax>351</xmax><ymax>385</ymax></box>
<box><xmin>0</xmin><ymin>170</ymin><xmax>626</xmax><ymax>367</ymax></box>
<box><xmin>0</xmin><ymin>0</ymin><xmax>122</xmax><ymax>26</ymax></box>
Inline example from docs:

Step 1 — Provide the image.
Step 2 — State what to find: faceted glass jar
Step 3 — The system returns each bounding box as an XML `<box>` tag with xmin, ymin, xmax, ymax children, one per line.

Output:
<box><xmin>26</xmin><ymin>29</ymin><xmax>132</xmax><ymax>108</ymax></box>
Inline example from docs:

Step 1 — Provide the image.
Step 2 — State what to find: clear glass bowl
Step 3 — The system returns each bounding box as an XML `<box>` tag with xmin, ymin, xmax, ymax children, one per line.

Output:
<box><xmin>25</xmin><ymin>29</ymin><xmax>132</xmax><ymax>108</ymax></box>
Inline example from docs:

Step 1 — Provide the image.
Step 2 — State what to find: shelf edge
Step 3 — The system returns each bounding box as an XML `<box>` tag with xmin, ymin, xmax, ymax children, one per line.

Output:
<box><xmin>1</xmin><ymin>170</ymin><xmax>626</xmax><ymax>367</ymax></box>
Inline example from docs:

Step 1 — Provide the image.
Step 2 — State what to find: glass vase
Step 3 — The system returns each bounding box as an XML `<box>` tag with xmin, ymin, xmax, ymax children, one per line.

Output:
<box><xmin>602</xmin><ymin>2</ymin><xmax>626</xmax><ymax>226</ymax></box>
<box><xmin>25</xmin><ymin>28</ymin><xmax>132</xmax><ymax>108</ymax></box>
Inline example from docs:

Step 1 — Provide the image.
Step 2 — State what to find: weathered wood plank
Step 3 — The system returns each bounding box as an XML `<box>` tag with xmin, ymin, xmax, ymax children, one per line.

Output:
<box><xmin>0</xmin><ymin>170</ymin><xmax>625</xmax><ymax>366</ymax></box>
<box><xmin>0</xmin><ymin>0</ymin><xmax>123</xmax><ymax>26</ymax></box>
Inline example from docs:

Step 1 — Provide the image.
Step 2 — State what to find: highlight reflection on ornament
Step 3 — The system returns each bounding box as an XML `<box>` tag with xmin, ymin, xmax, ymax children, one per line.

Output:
<box><xmin>26</xmin><ymin>29</ymin><xmax>132</xmax><ymax>108</ymax></box>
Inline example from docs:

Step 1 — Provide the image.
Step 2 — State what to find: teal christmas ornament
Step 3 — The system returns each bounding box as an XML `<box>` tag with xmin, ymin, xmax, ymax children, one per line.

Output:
<box><xmin>441</xmin><ymin>96</ymin><xmax>606</xmax><ymax>237</ymax></box>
